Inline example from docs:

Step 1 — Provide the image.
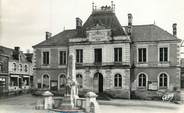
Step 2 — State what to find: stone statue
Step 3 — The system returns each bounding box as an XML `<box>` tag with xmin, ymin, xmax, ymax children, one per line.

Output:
<box><xmin>66</xmin><ymin>76</ymin><xmax>72</xmax><ymax>95</ymax></box>
<box><xmin>59</xmin><ymin>53</ymin><xmax>79</xmax><ymax>109</ymax></box>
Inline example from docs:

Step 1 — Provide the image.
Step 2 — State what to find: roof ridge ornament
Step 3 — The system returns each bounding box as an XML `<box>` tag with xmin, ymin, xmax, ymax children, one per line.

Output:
<box><xmin>92</xmin><ymin>2</ymin><xmax>94</xmax><ymax>11</ymax></box>
<box><xmin>92</xmin><ymin>1</ymin><xmax>115</xmax><ymax>13</ymax></box>
<box><xmin>111</xmin><ymin>1</ymin><xmax>115</xmax><ymax>12</ymax></box>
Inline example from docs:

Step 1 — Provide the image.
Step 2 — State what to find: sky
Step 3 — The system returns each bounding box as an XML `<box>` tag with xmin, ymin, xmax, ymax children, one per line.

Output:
<box><xmin>1</xmin><ymin>0</ymin><xmax>184</xmax><ymax>53</ymax></box>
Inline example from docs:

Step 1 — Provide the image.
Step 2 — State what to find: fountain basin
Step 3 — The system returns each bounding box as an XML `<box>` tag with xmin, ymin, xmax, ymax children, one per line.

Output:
<box><xmin>49</xmin><ymin>109</ymin><xmax>85</xmax><ymax>113</ymax></box>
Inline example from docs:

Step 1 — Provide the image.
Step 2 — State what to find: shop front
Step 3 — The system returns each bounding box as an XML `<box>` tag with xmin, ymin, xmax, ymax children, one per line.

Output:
<box><xmin>0</xmin><ymin>75</ymin><xmax>8</xmax><ymax>96</ymax></box>
<box><xmin>22</xmin><ymin>75</ymin><xmax>30</xmax><ymax>93</ymax></box>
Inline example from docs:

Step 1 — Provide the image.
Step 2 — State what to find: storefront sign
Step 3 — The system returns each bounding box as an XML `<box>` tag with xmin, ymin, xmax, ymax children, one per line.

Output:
<box><xmin>148</xmin><ymin>81</ymin><xmax>158</xmax><ymax>90</ymax></box>
<box><xmin>10</xmin><ymin>75</ymin><xmax>19</xmax><ymax>77</ymax></box>
<box><xmin>23</xmin><ymin>75</ymin><xmax>29</xmax><ymax>78</ymax></box>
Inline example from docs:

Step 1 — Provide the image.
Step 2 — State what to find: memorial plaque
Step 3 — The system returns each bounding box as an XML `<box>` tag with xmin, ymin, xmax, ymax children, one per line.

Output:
<box><xmin>148</xmin><ymin>81</ymin><xmax>158</xmax><ymax>90</ymax></box>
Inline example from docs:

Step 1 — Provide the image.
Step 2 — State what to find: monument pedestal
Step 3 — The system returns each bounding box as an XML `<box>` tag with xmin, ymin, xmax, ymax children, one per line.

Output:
<box><xmin>59</xmin><ymin>94</ymin><xmax>74</xmax><ymax>110</ymax></box>
<box><xmin>50</xmin><ymin>54</ymin><xmax>85</xmax><ymax>112</ymax></box>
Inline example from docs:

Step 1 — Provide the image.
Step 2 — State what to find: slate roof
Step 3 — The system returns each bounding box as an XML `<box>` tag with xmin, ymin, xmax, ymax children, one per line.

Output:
<box><xmin>24</xmin><ymin>53</ymin><xmax>33</xmax><ymax>63</ymax></box>
<box><xmin>33</xmin><ymin>29</ymin><xmax>77</xmax><ymax>48</ymax></box>
<box><xmin>34</xmin><ymin>13</ymin><xmax>181</xmax><ymax>48</ymax></box>
<box><xmin>124</xmin><ymin>24</ymin><xmax>181</xmax><ymax>42</ymax></box>
<box><xmin>77</xmin><ymin>10</ymin><xmax>126</xmax><ymax>37</ymax></box>
<box><xmin>0</xmin><ymin>46</ymin><xmax>14</xmax><ymax>56</ymax></box>
<box><xmin>33</xmin><ymin>10</ymin><xmax>126</xmax><ymax>48</ymax></box>
<box><xmin>0</xmin><ymin>46</ymin><xmax>29</xmax><ymax>62</ymax></box>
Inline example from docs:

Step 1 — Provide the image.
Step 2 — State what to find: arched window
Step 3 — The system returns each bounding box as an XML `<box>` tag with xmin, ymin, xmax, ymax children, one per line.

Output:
<box><xmin>19</xmin><ymin>64</ymin><xmax>22</xmax><ymax>71</ymax></box>
<box><xmin>24</xmin><ymin>65</ymin><xmax>28</xmax><ymax>72</ymax></box>
<box><xmin>42</xmin><ymin>74</ymin><xmax>49</xmax><ymax>88</ymax></box>
<box><xmin>13</xmin><ymin>63</ymin><xmax>16</xmax><ymax>71</ymax></box>
<box><xmin>114</xmin><ymin>74</ymin><xmax>122</xmax><ymax>87</ymax></box>
<box><xmin>76</xmin><ymin>74</ymin><xmax>83</xmax><ymax>88</ymax></box>
<box><xmin>60</xmin><ymin>74</ymin><xmax>66</xmax><ymax>88</ymax></box>
<box><xmin>159</xmin><ymin>73</ymin><xmax>168</xmax><ymax>88</ymax></box>
<box><xmin>138</xmin><ymin>73</ymin><xmax>146</xmax><ymax>87</ymax></box>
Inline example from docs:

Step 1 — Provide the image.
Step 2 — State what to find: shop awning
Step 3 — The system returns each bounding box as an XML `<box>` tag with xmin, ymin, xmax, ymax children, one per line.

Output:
<box><xmin>10</xmin><ymin>75</ymin><xmax>19</xmax><ymax>77</ymax></box>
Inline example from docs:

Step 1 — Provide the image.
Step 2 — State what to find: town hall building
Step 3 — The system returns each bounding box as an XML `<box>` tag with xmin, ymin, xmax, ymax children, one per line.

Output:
<box><xmin>33</xmin><ymin>2</ymin><xmax>181</xmax><ymax>99</ymax></box>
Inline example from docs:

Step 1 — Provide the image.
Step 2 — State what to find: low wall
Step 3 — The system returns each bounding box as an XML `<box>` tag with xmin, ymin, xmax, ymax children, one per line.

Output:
<box><xmin>104</xmin><ymin>89</ymin><xmax>130</xmax><ymax>99</ymax></box>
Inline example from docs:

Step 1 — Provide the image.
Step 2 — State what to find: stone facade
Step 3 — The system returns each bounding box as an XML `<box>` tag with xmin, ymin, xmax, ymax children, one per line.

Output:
<box><xmin>33</xmin><ymin>4</ymin><xmax>131</xmax><ymax>98</ymax></box>
<box><xmin>132</xmin><ymin>68</ymin><xmax>180</xmax><ymax>90</ymax></box>
<box><xmin>9</xmin><ymin>58</ymin><xmax>33</xmax><ymax>92</ymax></box>
<box><xmin>33</xmin><ymin>3</ymin><xmax>181</xmax><ymax>99</ymax></box>
<box><xmin>129</xmin><ymin>28</ymin><xmax>181</xmax><ymax>98</ymax></box>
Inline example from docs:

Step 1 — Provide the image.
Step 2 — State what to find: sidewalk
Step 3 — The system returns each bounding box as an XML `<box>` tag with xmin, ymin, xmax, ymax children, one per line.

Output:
<box><xmin>98</xmin><ymin>99</ymin><xmax>180</xmax><ymax>109</ymax></box>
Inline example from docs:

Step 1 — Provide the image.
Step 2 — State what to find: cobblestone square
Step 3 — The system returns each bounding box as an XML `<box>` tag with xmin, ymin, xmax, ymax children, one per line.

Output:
<box><xmin>0</xmin><ymin>94</ymin><xmax>182</xmax><ymax>113</ymax></box>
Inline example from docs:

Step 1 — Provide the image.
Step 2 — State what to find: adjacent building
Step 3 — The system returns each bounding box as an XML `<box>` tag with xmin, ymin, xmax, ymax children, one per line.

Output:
<box><xmin>180</xmin><ymin>41</ymin><xmax>184</xmax><ymax>89</ymax></box>
<box><xmin>33</xmin><ymin>3</ymin><xmax>181</xmax><ymax>99</ymax></box>
<box><xmin>0</xmin><ymin>51</ymin><xmax>9</xmax><ymax>95</ymax></box>
<box><xmin>0</xmin><ymin>46</ymin><xmax>33</xmax><ymax>95</ymax></box>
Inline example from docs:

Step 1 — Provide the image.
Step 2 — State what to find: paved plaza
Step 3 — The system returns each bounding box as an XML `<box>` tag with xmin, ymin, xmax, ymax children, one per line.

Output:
<box><xmin>0</xmin><ymin>94</ymin><xmax>183</xmax><ymax>113</ymax></box>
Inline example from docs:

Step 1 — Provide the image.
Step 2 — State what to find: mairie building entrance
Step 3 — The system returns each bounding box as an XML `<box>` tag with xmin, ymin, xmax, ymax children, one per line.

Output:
<box><xmin>93</xmin><ymin>72</ymin><xmax>103</xmax><ymax>93</ymax></box>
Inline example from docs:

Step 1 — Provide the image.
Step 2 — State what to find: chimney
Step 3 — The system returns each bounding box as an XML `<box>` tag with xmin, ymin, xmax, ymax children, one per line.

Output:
<box><xmin>13</xmin><ymin>47</ymin><xmax>20</xmax><ymax>60</ymax></box>
<box><xmin>128</xmin><ymin>13</ymin><xmax>133</xmax><ymax>26</ymax></box>
<box><xmin>46</xmin><ymin>31</ymin><xmax>52</xmax><ymax>40</ymax></box>
<box><xmin>14</xmin><ymin>47</ymin><xmax>20</xmax><ymax>52</ymax></box>
<box><xmin>76</xmin><ymin>17</ymin><xmax>82</xmax><ymax>29</ymax></box>
<box><xmin>172</xmin><ymin>23</ymin><xmax>177</xmax><ymax>37</ymax></box>
<box><xmin>128</xmin><ymin>13</ymin><xmax>133</xmax><ymax>35</ymax></box>
<box><xmin>92</xmin><ymin>2</ymin><xmax>94</xmax><ymax>11</ymax></box>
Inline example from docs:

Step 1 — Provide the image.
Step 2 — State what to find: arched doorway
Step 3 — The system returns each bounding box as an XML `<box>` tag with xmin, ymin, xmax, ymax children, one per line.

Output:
<box><xmin>93</xmin><ymin>72</ymin><xmax>103</xmax><ymax>93</ymax></box>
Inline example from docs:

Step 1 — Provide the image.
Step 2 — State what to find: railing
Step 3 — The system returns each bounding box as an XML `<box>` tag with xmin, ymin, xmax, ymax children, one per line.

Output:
<box><xmin>76</xmin><ymin>62</ymin><xmax>130</xmax><ymax>67</ymax></box>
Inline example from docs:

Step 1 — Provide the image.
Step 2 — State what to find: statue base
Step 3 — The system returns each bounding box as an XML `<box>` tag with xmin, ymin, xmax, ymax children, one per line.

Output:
<box><xmin>59</xmin><ymin>94</ymin><xmax>74</xmax><ymax>110</ymax></box>
<box><xmin>50</xmin><ymin>95</ymin><xmax>85</xmax><ymax>113</ymax></box>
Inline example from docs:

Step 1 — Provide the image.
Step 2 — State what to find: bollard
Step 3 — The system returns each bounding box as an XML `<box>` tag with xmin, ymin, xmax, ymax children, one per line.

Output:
<box><xmin>42</xmin><ymin>91</ymin><xmax>54</xmax><ymax>109</ymax></box>
<box><xmin>85</xmin><ymin>92</ymin><xmax>100</xmax><ymax>113</ymax></box>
